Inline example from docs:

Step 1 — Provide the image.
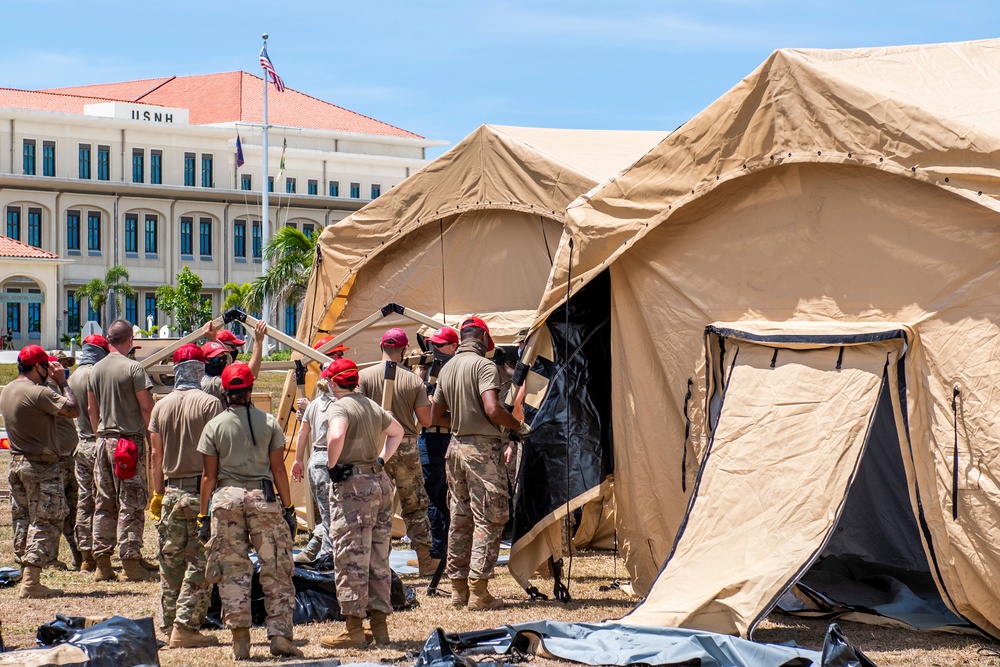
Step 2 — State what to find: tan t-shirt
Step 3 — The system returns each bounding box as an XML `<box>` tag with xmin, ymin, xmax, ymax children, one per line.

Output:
<box><xmin>68</xmin><ymin>363</ymin><xmax>97</xmax><ymax>440</ymax></box>
<box><xmin>149</xmin><ymin>388</ymin><xmax>223</xmax><ymax>479</ymax></box>
<box><xmin>0</xmin><ymin>379</ymin><xmax>68</xmax><ymax>460</ymax></box>
<box><xmin>433</xmin><ymin>350</ymin><xmax>502</xmax><ymax>438</ymax></box>
<box><xmin>329</xmin><ymin>393</ymin><xmax>392</xmax><ymax>465</ymax></box>
<box><xmin>358</xmin><ymin>361</ymin><xmax>430</xmax><ymax>438</ymax></box>
<box><xmin>302</xmin><ymin>393</ymin><xmax>337</xmax><ymax>452</ymax></box>
<box><xmin>200</xmin><ymin>375</ymin><xmax>225</xmax><ymax>403</ymax></box>
<box><xmin>198</xmin><ymin>406</ymin><xmax>284</xmax><ymax>486</ymax></box>
<box><xmin>89</xmin><ymin>353</ymin><xmax>153</xmax><ymax>438</ymax></box>
<box><xmin>48</xmin><ymin>380</ymin><xmax>79</xmax><ymax>458</ymax></box>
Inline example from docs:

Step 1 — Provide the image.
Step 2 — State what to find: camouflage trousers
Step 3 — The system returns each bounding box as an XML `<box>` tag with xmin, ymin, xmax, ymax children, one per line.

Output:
<box><xmin>60</xmin><ymin>456</ymin><xmax>79</xmax><ymax>552</ymax></box>
<box><xmin>157</xmin><ymin>488</ymin><xmax>211</xmax><ymax>632</ymax></box>
<box><xmin>329</xmin><ymin>471</ymin><xmax>393</xmax><ymax>618</ymax></box>
<box><xmin>74</xmin><ymin>439</ymin><xmax>99</xmax><ymax>552</ymax></box>
<box><xmin>307</xmin><ymin>448</ymin><xmax>333</xmax><ymax>557</ymax></box>
<box><xmin>205</xmin><ymin>486</ymin><xmax>295</xmax><ymax>638</ymax></box>
<box><xmin>10</xmin><ymin>458</ymin><xmax>68</xmax><ymax>568</ymax></box>
<box><xmin>446</xmin><ymin>436</ymin><xmax>509</xmax><ymax>581</ymax></box>
<box><xmin>93</xmin><ymin>435</ymin><xmax>148</xmax><ymax>559</ymax></box>
<box><xmin>383</xmin><ymin>437</ymin><xmax>432</xmax><ymax>551</ymax></box>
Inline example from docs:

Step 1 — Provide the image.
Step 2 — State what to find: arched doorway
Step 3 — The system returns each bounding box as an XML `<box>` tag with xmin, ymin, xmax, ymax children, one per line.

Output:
<box><xmin>0</xmin><ymin>276</ymin><xmax>45</xmax><ymax>350</ymax></box>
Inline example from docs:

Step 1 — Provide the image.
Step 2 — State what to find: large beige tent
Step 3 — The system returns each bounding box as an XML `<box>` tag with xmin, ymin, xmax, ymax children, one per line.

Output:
<box><xmin>525</xmin><ymin>39</ymin><xmax>1000</xmax><ymax>638</ymax></box>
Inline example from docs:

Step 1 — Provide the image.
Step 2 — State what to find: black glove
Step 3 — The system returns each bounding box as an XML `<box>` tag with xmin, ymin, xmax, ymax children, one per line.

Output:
<box><xmin>283</xmin><ymin>504</ymin><xmax>297</xmax><ymax>538</ymax></box>
<box><xmin>197</xmin><ymin>513</ymin><xmax>211</xmax><ymax>545</ymax></box>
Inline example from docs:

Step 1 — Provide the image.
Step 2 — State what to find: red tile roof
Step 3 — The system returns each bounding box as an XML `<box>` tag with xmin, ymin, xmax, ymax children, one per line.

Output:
<box><xmin>31</xmin><ymin>71</ymin><xmax>421</xmax><ymax>138</ymax></box>
<box><xmin>0</xmin><ymin>236</ymin><xmax>59</xmax><ymax>260</ymax></box>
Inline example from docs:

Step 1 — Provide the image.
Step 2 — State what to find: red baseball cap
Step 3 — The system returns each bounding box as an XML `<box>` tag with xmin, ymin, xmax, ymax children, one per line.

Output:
<box><xmin>201</xmin><ymin>342</ymin><xmax>230</xmax><ymax>360</ymax></box>
<box><xmin>18</xmin><ymin>345</ymin><xmax>57</xmax><ymax>366</ymax></box>
<box><xmin>173</xmin><ymin>344</ymin><xmax>205</xmax><ymax>364</ymax></box>
<box><xmin>83</xmin><ymin>334</ymin><xmax>110</xmax><ymax>351</ymax></box>
<box><xmin>321</xmin><ymin>357</ymin><xmax>359</xmax><ymax>386</ymax></box>
<box><xmin>426</xmin><ymin>327</ymin><xmax>458</xmax><ymax>345</ymax></box>
<box><xmin>221</xmin><ymin>362</ymin><xmax>255</xmax><ymax>390</ymax></box>
<box><xmin>313</xmin><ymin>335</ymin><xmax>349</xmax><ymax>357</ymax></box>
<box><xmin>216</xmin><ymin>330</ymin><xmax>245</xmax><ymax>347</ymax></box>
<box><xmin>380</xmin><ymin>328</ymin><xmax>409</xmax><ymax>349</ymax></box>
<box><xmin>461</xmin><ymin>317</ymin><xmax>494</xmax><ymax>352</ymax></box>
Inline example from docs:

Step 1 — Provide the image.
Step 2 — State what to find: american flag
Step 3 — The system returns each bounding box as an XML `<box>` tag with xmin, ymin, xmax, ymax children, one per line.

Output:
<box><xmin>259</xmin><ymin>46</ymin><xmax>286</xmax><ymax>93</ymax></box>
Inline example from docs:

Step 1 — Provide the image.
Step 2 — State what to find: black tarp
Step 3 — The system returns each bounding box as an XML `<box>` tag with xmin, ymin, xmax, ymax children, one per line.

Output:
<box><xmin>0</xmin><ymin>616</ymin><xmax>160</xmax><ymax>667</ymax></box>
<box><xmin>512</xmin><ymin>270</ymin><xmax>613</xmax><ymax>548</ymax></box>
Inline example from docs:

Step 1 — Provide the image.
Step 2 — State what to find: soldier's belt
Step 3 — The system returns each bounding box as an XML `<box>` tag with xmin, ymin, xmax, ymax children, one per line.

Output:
<box><xmin>217</xmin><ymin>478</ymin><xmax>275</xmax><ymax>493</ymax></box>
<box><xmin>453</xmin><ymin>435</ymin><xmax>503</xmax><ymax>445</ymax></box>
<box><xmin>166</xmin><ymin>476</ymin><xmax>201</xmax><ymax>492</ymax></box>
<box><xmin>423</xmin><ymin>426</ymin><xmax>449</xmax><ymax>435</ymax></box>
<box><xmin>11</xmin><ymin>453</ymin><xmax>60</xmax><ymax>463</ymax></box>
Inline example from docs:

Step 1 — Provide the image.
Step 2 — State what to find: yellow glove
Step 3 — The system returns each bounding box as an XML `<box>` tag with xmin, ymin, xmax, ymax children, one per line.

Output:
<box><xmin>148</xmin><ymin>493</ymin><xmax>163</xmax><ymax>522</ymax></box>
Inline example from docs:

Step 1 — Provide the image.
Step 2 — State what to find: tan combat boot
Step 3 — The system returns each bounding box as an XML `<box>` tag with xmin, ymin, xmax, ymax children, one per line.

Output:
<box><xmin>19</xmin><ymin>565</ymin><xmax>62</xmax><ymax>599</ymax></box>
<box><xmin>122</xmin><ymin>558</ymin><xmax>157</xmax><ymax>582</ymax></box>
<box><xmin>231</xmin><ymin>627</ymin><xmax>251</xmax><ymax>660</ymax></box>
<box><xmin>169</xmin><ymin>624</ymin><xmax>219</xmax><ymax>648</ymax></box>
<box><xmin>450</xmin><ymin>577</ymin><xmax>469</xmax><ymax>609</ymax></box>
<box><xmin>468</xmin><ymin>577</ymin><xmax>504</xmax><ymax>610</ymax></box>
<box><xmin>79</xmin><ymin>549</ymin><xmax>97</xmax><ymax>572</ymax></box>
<box><xmin>293</xmin><ymin>532</ymin><xmax>322</xmax><ymax>564</ymax></box>
<box><xmin>70</xmin><ymin>546</ymin><xmax>84</xmax><ymax>571</ymax></box>
<box><xmin>94</xmin><ymin>554</ymin><xmax>118</xmax><ymax>582</ymax></box>
<box><xmin>369</xmin><ymin>610</ymin><xmax>390</xmax><ymax>645</ymax></box>
<box><xmin>138</xmin><ymin>558</ymin><xmax>159</xmax><ymax>572</ymax></box>
<box><xmin>269</xmin><ymin>635</ymin><xmax>303</xmax><ymax>657</ymax></box>
<box><xmin>320</xmin><ymin>615</ymin><xmax>369</xmax><ymax>649</ymax></box>
<box><xmin>413</xmin><ymin>546</ymin><xmax>440</xmax><ymax>576</ymax></box>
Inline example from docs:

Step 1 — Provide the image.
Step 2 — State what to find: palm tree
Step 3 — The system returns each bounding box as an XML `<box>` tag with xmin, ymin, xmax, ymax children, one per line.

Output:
<box><xmin>247</xmin><ymin>226</ymin><xmax>318</xmax><ymax>316</ymax></box>
<box><xmin>223</xmin><ymin>282</ymin><xmax>255</xmax><ymax>312</ymax></box>
<box><xmin>76</xmin><ymin>265</ymin><xmax>137</xmax><ymax>325</ymax></box>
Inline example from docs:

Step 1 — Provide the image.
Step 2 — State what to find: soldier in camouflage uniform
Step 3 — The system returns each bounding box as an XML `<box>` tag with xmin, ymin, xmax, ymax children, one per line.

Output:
<box><xmin>49</xmin><ymin>350</ymin><xmax>82</xmax><ymax>570</ymax></box>
<box><xmin>198</xmin><ymin>363</ymin><xmax>302</xmax><ymax>661</ymax></box>
<box><xmin>68</xmin><ymin>334</ymin><xmax>109</xmax><ymax>572</ymax></box>
<box><xmin>430</xmin><ymin>318</ymin><xmax>532</xmax><ymax>610</ymax></box>
<box><xmin>318</xmin><ymin>358</ymin><xmax>403</xmax><ymax>650</ymax></box>
<box><xmin>148</xmin><ymin>344</ymin><xmax>223</xmax><ymax>648</ymax></box>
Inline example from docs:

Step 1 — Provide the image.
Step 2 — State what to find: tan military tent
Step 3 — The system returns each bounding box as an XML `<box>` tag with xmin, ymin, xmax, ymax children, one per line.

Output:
<box><xmin>525</xmin><ymin>39</ymin><xmax>1000</xmax><ymax>638</ymax></box>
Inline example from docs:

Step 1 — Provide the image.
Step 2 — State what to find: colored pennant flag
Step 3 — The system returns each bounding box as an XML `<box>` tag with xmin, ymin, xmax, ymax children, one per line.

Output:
<box><xmin>277</xmin><ymin>137</ymin><xmax>287</xmax><ymax>183</ymax></box>
<box><xmin>259</xmin><ymin>45</ymin><xmax>286</xmax><ymax>92</ymax></box>
<box><xmin>235</xmin><ymin>132</ymin><xmax>245</xmax><ymax>168</ymax></box>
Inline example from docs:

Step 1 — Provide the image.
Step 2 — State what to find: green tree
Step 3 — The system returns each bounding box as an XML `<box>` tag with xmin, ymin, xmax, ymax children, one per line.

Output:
<box><xmin>247</xmin><ymin>226</ymin><xmax>317</xmax><ymax>316</ymax></box>
<box><xmin>223</xmin><ymin>281</ymin><xmax>255</xmax><ymax>312</ymax></box>
<box><xmin>156</xmin><ymin>266</ymin><xmax>213</xmax><ymax>334</ymax></box>
<box><xmin>75</xmin><ymin>265</ymin><xmax>136</xmax><ymax>325</ymax></box>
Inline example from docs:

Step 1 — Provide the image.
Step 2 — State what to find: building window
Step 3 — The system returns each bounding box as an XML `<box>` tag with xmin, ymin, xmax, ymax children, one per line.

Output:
<box><xmin>88</xmin><ymin>211</ymin><xmax>101</xmax><ymax>251</ymax></box>
<box><xmin>145</xmin><ymin>292</ymin><xmax>158</xmax><ymax>327</ymax></box>
<box><xmin>371</xmin><ymin>184</ymin><xmax>381</xmax><ymax>199</ymax></box>
<box><xmin>7</xmin><ymin>292</ymin><xmax>21</xmax><ymax>335</ymax></box>
<box><xmin>124</xmin><ymin>214</ymin><xmax>138</xmax><ymax>253</ymax></box>
<box><xmin>286</xmin><ymin>178</ymin><xmax>296</xmax><ymax>194</ymax></box>
<box><xmin>252</xmin><ymin>220</ymin><xmax>262</xmax><ymax>259</ymax></box>
<box><xmin>28</xmin><ymin>298</ymin><xmax>41</xmax><ymax>337</ymax></box>
<box><xmin>241</xmin><ymin>174</ymin><xmax>252</xmax><ymax>191</ymax></box>
<box><xmin>97</xmin><ymin>145</ymin><xmax>110</xmax><ymax>181</ymax></box>
<box><xmin>180</xmin><ymin>217</ymin><xmax>193</xmax><ymax>256</ymax></box>
<box><xmin>308</xmin><ymin>179</ymin><xmax>317</xmax><ymax>195</ymax></box>
<box><xmin>27</xmin><ymin>208</ymin><xmax>41</xmax><ymax>248</ymax></box>
<box><xmin>42</xmin><ymin>141</ymin><xmax>56</xmax><ymax>177</ymax></box>
<box><xmin>132</xmin><ymin>148</ymin><xmax>144</xmax><ymax>183</ymax></box>
<box><xmin>6</xmin><ymin>206</ymin><xmax>20</xmax><ymax>240</ymax></box>
<box><xmin>329</xmin><ymin>181</ymin><xmax>339</xmax><ymax>197</ymax></box>
<box><xmin>144</xmin><ymin>215</ymin><xmax>158</xmax><ymax>254</ymax></box>
<box><xmin>67</xmin><ymin>291</ymin><xmax>80</xmax><ymax>333</ymax></box>
<box><xmin>125</xmin><ymin>295</ymin><xmax>138</xmax><ymax>325</ymax></box>
<box><xmin>66</xmin><ymin>210</ymin><xmax>81</xmax><ymax>251</ymax></box>
<box><xmin>184</xmin><ymin>153</ymin><xmax>196</xmax><ymax>186</ymax></box>
<box><xmin>150</xmin><ymin>150</ymin><xmax>162</xmax><ymax>185</ymax></box>
<box><xmin>284</xmin><ymin>303</ymin><xmax>297</xmax><ymax>336</ymax></box>
<box><xmin>199</xmin><ymin>218</ymin><xmax>212</xmax><ymax>256</ymax></box>
<box><xmin>22</xmin><ymin>140</ymin><xmax>35</xmax><ymax>175</ymax></box>
<box><xmin>79</xmin><ymin>144</ymin><xmax>91</xmax><ymax>179</ymax></box>
<box><xmin>303</xmin><ymin>223</ymin><xmax>314</xmax><ymax>239</ymax></box>
<box><xmin>201</xmin><ymin>293</ymin><xmax>212</xmax><ymax>313</ymax></box>
<box><xmin>87</xmin><ymin>299</ymin><xmax>99</xmax><ymax>323</ymax></box>
<box><xmin>201</xmin><ymin>154</ymin><xmax>213</xmax><ymax>187</ymax></box>
<box><xmin>268</xmin><ymin>176</ymin><xmax>274</xmax><ymax>192</ymax></box>
<box><xmin>234</xmin><ymin>220</ymin><xmax>246</xmax><ymax>258</ymax></box>
<box><xmin>350</xmin><ymin>182</ymin><xmax>360</xmax><ymax>198</ymax></box>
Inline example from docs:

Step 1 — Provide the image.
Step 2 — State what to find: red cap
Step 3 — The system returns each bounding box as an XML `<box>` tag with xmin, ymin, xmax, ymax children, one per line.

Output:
<box><xmin>313</xmin><ymin>336</ymin><xmax>349</xmax><ymax>357</ymax></box>
<box><xmin>461</xmin><ymin>317</ymin><xmax>494</xmax><ymax>352</ymax></box>
<box><xmin>172</xmin><ymin>344</ymin><xmax>205</xmax><ymax>364</ymax></box>
<box><xmin>216</xmin><ymin>329</ymin><xmax>245</xmax><ymax>347</ymax></box>
<box><xmin>83</xmin><ymin>334</ymin><xmax>110</xmax><ymax>351</ymax></box>
<box><xmin>201</xmin><ymin>342</ymin><xmax>230</xmax><ymax>360</ymax></box>
<box><xmin>221</xmin><ymin>362</ymin><xmax>255</xmax><ymax>390</ymax></box>
<box><xmin>321</xmin><ymin>357</ymin><xmax>359</xmax><ymax>386</ymax></box>
<box><xmin>113</xmin><ymin>437</ymin><xmax>138</xmax><ymax>480</ymax></box>
<box><xmin>18</xmin><ymin>345</ymin><xmax>57</xmax><ymax>366</ymax></box>
<box><xmin>380</xmin><ymin>328</ymin><xmax>409</xmax><ymax>349</ymax></box>
<box><xmin>426</xmin><ymin>327</ymin><xmax>458</xmax><ymax>345</ymax></box>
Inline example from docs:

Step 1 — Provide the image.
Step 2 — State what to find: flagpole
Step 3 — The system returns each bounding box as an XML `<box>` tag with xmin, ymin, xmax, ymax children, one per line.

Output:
<box><xmin>260</xmin><ymin>32</ymin><xmax>271</xmax><ymax>354</ymax></box>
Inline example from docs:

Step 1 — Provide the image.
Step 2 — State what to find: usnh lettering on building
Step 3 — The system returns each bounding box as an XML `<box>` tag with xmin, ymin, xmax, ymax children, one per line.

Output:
<box><xmin>0</xmin><ymin>72</ymin><xmax>445</xmax><ymax>348</ymax></box>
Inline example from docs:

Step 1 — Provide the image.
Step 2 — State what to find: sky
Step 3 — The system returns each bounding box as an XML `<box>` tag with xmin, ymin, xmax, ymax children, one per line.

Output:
<box><xmin>5</xmin><ymin>1</ymin><xmax>1000</xmax><ymax>158</ymax></box>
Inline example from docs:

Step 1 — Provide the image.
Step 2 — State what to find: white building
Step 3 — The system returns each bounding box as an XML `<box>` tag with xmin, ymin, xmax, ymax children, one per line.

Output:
<box><xmin>0</xmin><ymin>71</ymin><xmax>444</xmax><ymax>348</ymax></box>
